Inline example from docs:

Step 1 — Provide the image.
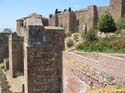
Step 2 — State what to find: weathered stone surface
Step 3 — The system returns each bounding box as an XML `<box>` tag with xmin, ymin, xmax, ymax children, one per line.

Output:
<box><xmin>23</xmin><ymin>25</ymin><xmax>64</xmax><ymax>93</ymax></box>
<box><xmin>0</xmin><ymin>33</ymin><xmax>11</xmax><ymax>63</ymax></box>
<box><xmin>9</xmin><ymin>33</ymin><xmax>24</xmax><ymax>78</ymax></box>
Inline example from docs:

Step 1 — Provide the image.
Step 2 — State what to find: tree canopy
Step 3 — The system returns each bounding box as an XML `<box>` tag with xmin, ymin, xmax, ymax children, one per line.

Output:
<box><xmin>97</xmin><ymin>13</ymin><xmax>117</xmax><ymax>33</ymax></box>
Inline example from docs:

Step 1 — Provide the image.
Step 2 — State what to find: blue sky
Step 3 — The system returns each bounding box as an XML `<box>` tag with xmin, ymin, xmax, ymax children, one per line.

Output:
<box><xmin>0</xmin><ymin>0</ymin><xmax>109</xmax><ymax>31</ymax></box>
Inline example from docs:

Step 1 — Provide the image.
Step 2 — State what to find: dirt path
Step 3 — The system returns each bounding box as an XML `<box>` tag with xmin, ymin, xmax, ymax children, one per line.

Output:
<box><xmin>63</xmin><ymin>61</ymin><xmax>89</xmax><ymax>93</ymax></box>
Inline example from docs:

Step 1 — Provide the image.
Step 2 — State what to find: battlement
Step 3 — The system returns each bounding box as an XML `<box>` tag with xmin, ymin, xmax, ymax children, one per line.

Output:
<box><xmin>48</xmin><ymin>0</ymin><xmax>125</xmax><ymax>33</ymax></box>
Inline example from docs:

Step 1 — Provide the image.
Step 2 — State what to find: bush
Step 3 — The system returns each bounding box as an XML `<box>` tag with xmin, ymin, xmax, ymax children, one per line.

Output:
<box><xmin>97</xmin><ymin>13</ymin><xmax>117</xmax><ymax>34</ymax></box>
<box><xmin>85</xmin><ymin>29</ymin><xmax>97</xmax><ymax>42</ymax></box>
<box><xmin>66</xmin><ymin>32</ymin><xmax>73</xmax><ymax>37</ymax></box>
<box><xmin>66</xmin><ymin>38</ymin><xmax>74</xmax><ymax>48</ymax></box>
<box><xmin>0</xmin><ymin>64</ymin><xmax>4</xmax><ymax>70</ymax></box>
<box><xmin>76</xmin><ymin>36</ymin><xmax>125</xmax><ymax>53</ymax></box>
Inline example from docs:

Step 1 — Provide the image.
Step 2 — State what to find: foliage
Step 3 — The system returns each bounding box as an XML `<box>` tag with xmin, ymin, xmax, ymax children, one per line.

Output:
<box><xmin>64</xmin><ymin>9</ymin><xmax>67</xmax><ymax>12</ymax></box>
<box><xmin>55</xmin><ymin>9</ymin><xmax>58</xmax><ymax>14</ymax></box>
<box><xmin>76</xmin><ymin>36</ymin><xmax>125</xmax><ymax>53</ymax></box>
<box><xmin>84</xmin><ymin>29</ymin><xmax>98</xmax><ymax>42</ymax></box>
<box><xmin>49</xmin><ymin>14</ymin><xmax>53</xmax><ymax>18</ymax></box>
<box><xmin>0</xmin><ymin>64</ymin><xmax>4</xmax><ymax>70</ymax></box>
<box><xmin>97</xmin><ymin>13</ymin><xmax>117</xmax><ymax>33</ymax></box>
<box><xmin>66</xmin><ymin>32</ymin><xmax>73</xmax><ymax>37</ymax></box>
<box><xmin>68</xmin><ymin>7</ymin><xmax>72</xmax><ymax>12</ymax></box>
<box><xmin>66</xmin><ymin>38</ymin><xmax>74</xmax><ymax>48</ymax></box>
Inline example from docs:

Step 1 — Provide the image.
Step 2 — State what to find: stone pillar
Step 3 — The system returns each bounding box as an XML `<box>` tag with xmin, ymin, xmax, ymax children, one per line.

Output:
<box><xmin>24</xmin><ymin>26</ymin><xmax>64</xmax><ymax>93</ymax></box>
<box><xmin>87</xmin><ymin>5</ymin><xmax>98</xmax><ymax>30</ymax></box>
<box><xmin>9</xmin><ymin>33</ymin><xmax>24</xmax><ymax>78</ymax></box>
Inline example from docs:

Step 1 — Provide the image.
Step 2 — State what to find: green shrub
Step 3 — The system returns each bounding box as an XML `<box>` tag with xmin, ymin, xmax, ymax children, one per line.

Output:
<box><xmin>0</xmin><ymin>64</ymin><xmax>5</xmax><ymax>70</ymax></box>
<box><xmin>66</xmin><ymin>32</ymin><xmax>73</xmax><ymax>37</ymax></box>
<box><xmin>85</xmin><ymin>29</ymin><xmax>97</xmax><ymax>42</ymax></box>
<box><xmin>97</xmin><ymin>13</ymin><xmax>117</xmax><ymax>34</ymax></box>
<box><xmin>66</xmin><ymin>38</ymin><xmax>74</xmax><ymax>48</ymax></box>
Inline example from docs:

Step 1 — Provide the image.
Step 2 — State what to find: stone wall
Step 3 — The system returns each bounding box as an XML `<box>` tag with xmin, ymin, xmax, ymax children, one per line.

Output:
<box><xmin>75</xmin><ymin>9</ymin><xmax>88</xmax><ymax>33</ymax></box>
<box><xmin>48</xmin><ymin>0</ymin><xmax>125</xmax><ymax>33</ymax></box>
<box><xmin>49</xmin><ymin>11</ymin><xmax>76</xmax><ymax>33</ymax></box>
<box><xmin>48</xmin><ymin>6</ymin><xmax>99</xmax><ymax>33</ymax></box>
<box><xmin>24</xmin><ymin>26</ymin><xmax>64</xmax><ymax>93</ymax></box>
<box><xmin>87</xmin><ymin>5</ymin><xmax>98</xmax><ymax>30</ymax></box>
<box><xmin>63</xmin><ymin>52</ymin><xmax>125</xmax><ymax>85</ymax></box>
<box><xmin>97</xmin><ymin>6</ymin><xmax>109</xmax><ymax>17</ymax></box>
<box><xmin>110</xmin><ymin>0</ymin><xmax>125</xmax><ymax>21</ymax></box>
<box><xmin>0</xmin><ymin>33</ymin><xmax>11</xmax><ymax>63</ymax></box>
<box><xmin>9</xmin><ymin>33</ymin><xmax>24</xmax><ymax>78</ymax></box>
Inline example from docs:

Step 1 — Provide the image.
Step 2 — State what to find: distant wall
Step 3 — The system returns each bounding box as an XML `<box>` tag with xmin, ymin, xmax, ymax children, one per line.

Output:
<box><xmin>48</xmin><ymin>6</ymin><xmax>99</xmax><ymax>33</ymax></box>
<box><xmin>97</xmin><ymin>6</ymin><xmax>109</xmax><ymax>18</ymax></box>
<box><xmin>0</xmin><ymin>33</ymin><xmax>11</xmax><ymax>63</ymax></box>
<box><xmin>49</xmin><ymin>11</ymin><xmax>76</xmax><ymax>33</ymax></box>
<box><xmin>75</xmin><ymin>9</ymin><xmax>88</xmax><ymax>32</ymax></box>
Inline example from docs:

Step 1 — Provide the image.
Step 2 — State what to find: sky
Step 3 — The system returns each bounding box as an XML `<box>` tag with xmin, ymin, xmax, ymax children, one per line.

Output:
<box><xmin>0</xmin><ymin>0</ymin><xmax>109</xmax><ymax>31</ymax></box>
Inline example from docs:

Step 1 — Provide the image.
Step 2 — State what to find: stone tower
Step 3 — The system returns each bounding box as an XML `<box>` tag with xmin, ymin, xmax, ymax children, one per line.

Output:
<box><xmin>15</xmin><ymin>13</ymin><xmax>65</xmax><ymax>93</ymax></box>
<box><xmin>110</xmin><ymin>0</ymin><xmax>125</xmax><ymax>21</ymax></box>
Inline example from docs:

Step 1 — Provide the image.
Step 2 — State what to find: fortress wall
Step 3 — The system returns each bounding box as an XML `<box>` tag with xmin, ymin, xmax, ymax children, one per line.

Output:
<box><xmin>87</xmin><ymin>5</ymin><xmax>98</xmax><ymax>30</ymax></box>
<box><xmin>0</xmin><ymin>33</ymin><xmax>11</xmax><ymax>63</ymax></box>
<box><xmin>49</xmin><ymin>11</ymin><xmax>76</xmax><ymax>33</ymax></box>
<box><xmin>75</xmin><ymin>9</ymin><xmax>88</xmax><ymax>32</ymax></box>
<box><xmin>9</xmin><ymin>33</ymin><xmax>24</xmax><ymax>78</ymax></box>
<box><xmin>24</xmin><ymin>26</ymin><xmax>64</xmax><ymax>93</ymax></box>
<box><xmin>97</xmin><ymin>6</ymin><xmax>109</xmax><ymax>17</ymax></box>
<box><xmin>48</xmin><ymin>16</ymin><xmax>56</xmax><ymax>26</ymax></box>
<box><xmin>57</xmin><ymin>12</ymin><xmax>70</xmax><ymax>32</ymax></box>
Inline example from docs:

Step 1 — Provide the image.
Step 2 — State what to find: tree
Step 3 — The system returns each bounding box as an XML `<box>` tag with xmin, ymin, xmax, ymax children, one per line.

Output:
<box><xmin>55</xmin><ymin>9</ymin><xmax>58</xmax><ymax>14</ymax></box>
<box><xmin>97</xmin><ymin>13</ymin><xmax>117</xmax><ymax>34</ymax></box>
<box><xmin>3</xmin><ymin>28</ymin><xmax>12</xmax><ymax>33</ymax></box>
<box><xmin>68</xmin><ymin>7</ymin><xmax>72</xmax><ymax>12</ymax></box>
<box><xmin>64</xmin><ymin>9</ymin><xmax>67</xmax><ymax>12</ymax></box>
<box><xmin>85</xmin><ymin>29</ymin><xmax>97</xmax><ymax>42</ymax></box>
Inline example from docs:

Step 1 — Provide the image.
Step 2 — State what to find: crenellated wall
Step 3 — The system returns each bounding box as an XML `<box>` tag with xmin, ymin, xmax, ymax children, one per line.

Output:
<box><xmin>49</xmin><ymin>5</ymin><xmax>99</xmax><ymax>33</ymax></box>
<box><xmin>48</xmin><ymin>0</ymin><xmax>125</xmax><ymax>33</ymax></box>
